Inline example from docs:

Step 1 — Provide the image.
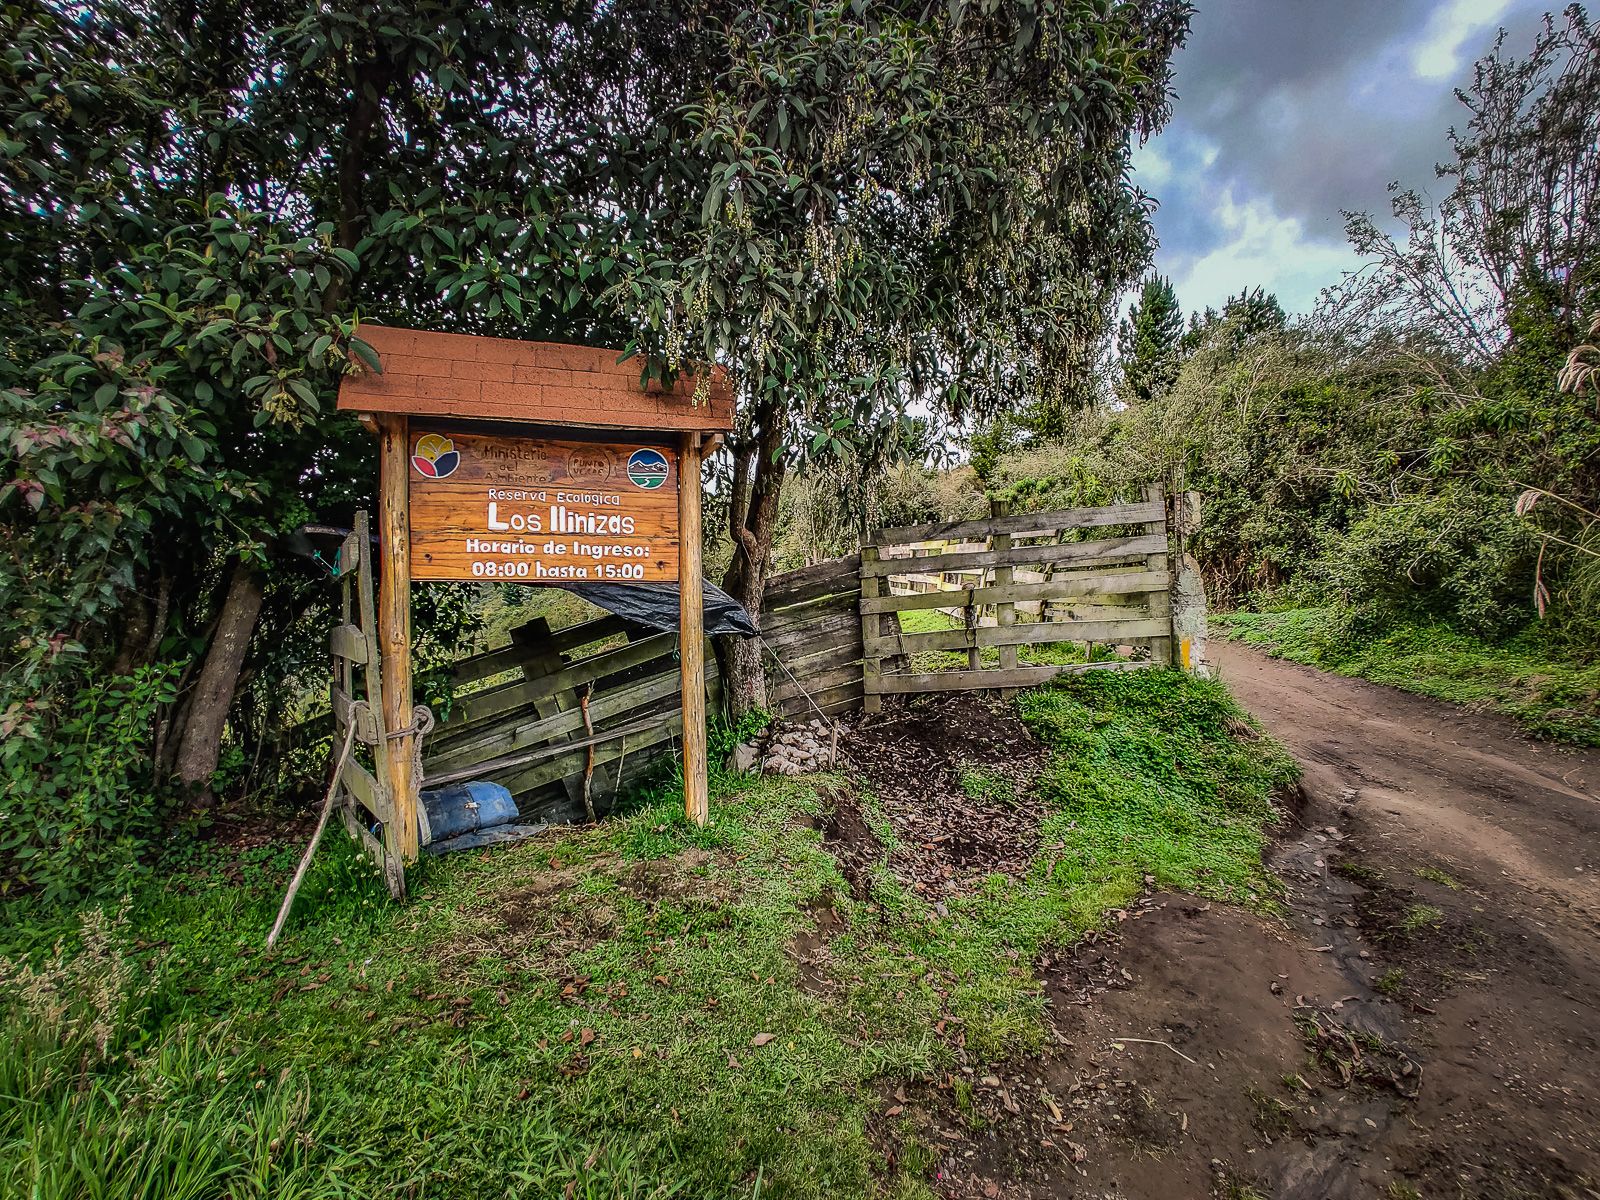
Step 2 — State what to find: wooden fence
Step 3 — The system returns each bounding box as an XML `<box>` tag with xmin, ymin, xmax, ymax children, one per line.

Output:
<box><xmin>418</xmin><ymin>612</ymin><xmax>719</xmax><ymax>825</ymax></box>
<box><xmin>327</xmin><ymin>511</ymin><xmax>406</xmax><ymax>897</ymax></box>
<box><xmin>860</xmin><ymin>486</ymin><xmax>1172</xmax><ymax>710</ymax></box>
<box><xmin>315</xmin><ymin>487</ymin><xmax>1187</xmax><ymax>829</ymax></box>
<box><xmin>756</xmin><ymin>554</ymin><xmax>876</xmax><ymax>720</ymax></box>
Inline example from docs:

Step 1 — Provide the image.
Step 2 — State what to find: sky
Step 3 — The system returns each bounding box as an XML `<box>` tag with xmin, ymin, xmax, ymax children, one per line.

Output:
<box><xmin>1134</xmin><ymin>0</ymin><xmax>1557</xmax><ymax>319</ymax></box>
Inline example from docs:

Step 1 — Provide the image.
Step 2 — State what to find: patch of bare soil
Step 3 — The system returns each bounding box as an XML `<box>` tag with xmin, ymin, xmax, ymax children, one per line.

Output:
<box><xmin>872</xmin><ymin>647</ymin><xmax>1599</xmax><ymax>1199</ymax></box>
<box><xmin>836</xmin><ymin>695</ymin><xmax>1052</xmax><ymax>897</ymax></box>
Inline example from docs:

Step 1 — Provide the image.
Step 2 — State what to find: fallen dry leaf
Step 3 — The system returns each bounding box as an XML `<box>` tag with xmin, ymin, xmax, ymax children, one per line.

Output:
<box><xmin>584</xmin><ymin>1144</ymin><xmax>601</xmax><ymax>1169</ymax></box>
<box><xmin>580</xmin><ymin>1029</ymin><xmax>595</xmax><ymax>1046</ymax></box>
<box><xmin>1043</xmin><ymin>1094</ymin><xmax>1063</xmax><ymax>1122</ymax></box>
<box><xmin>497</xmin><ymin>989</ymin><xmax>510</xmax><ymax>1007</ymax></box>
<box><xmin>751</xmin><ymin>1032</ymin><xmax>776</xmax><ymax>1047</ymax></box>
<box><xmin>885</xmin><ymin>1105</ymin><xmax>904</xmax><ymax>1117</ymax></box>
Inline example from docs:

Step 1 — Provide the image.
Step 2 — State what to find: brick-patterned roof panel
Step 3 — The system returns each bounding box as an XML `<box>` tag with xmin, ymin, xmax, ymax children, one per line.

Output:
<box><xmin>336</xmin><ymin>326</ymin><xmax>733</xmax><ymax>431</ymax></box>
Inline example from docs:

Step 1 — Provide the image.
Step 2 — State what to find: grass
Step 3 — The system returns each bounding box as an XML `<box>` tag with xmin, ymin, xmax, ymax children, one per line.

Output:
<box><xmin>0</xmin><ymin>671</ymin><xmax>1295</xmax><ymax>1199</ymax></box>
<box><xmin>1374</xmin><ymin>967</ymin><xmax>1405</xmax><ymax>995</ymax></box>
<box><xmin>1212</xmin><ymin>608</ymin><xmax>1600</xmax><ymax>746</ymax></box>
<box><xmin>1399</xmin><ymin>904</ymin><xmax>1445</xmax><ymax>934</ymax></box>
<box><xmin>1412</xmin><ymin>866</ymin><xmax>1463</xmax><ymax>890</ymax></box>
<box><xmin>894</xmin><ymin>607</ymin><xmax>1130</xmax><ymax>675</ymax></box>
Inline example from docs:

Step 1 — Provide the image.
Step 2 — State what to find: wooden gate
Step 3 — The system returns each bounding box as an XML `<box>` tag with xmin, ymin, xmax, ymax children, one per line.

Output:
<box><xmin>860</xmin><ymin>486</ymin><xmax>1172</xmax><ymax>710</ymax></box>
<box><xmin>328</xmin><ymin>510</ymin><xmax>406</xmax><ymax>897</ymax></box>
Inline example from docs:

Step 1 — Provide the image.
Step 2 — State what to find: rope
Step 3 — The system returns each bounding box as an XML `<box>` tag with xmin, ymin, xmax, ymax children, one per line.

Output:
<box><xmin>267</xmin><ymin>714</ymin><xmax>360</xmax><ymax>949</ymax></box>
<box><xmin>386</xmin><ymin>704</ymin><xmax>435</xmax><ymax>788</ymax></box>
<box><xmin>758</xmin><ymin>635</ymin><xmax>834</xmax><ymax>727</ymax></box>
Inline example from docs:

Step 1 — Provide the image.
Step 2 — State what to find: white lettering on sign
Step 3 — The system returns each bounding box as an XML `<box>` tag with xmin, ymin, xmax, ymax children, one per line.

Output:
<box><xmin>408</xmin><ymin>429</ymin><xmax>678</xmax><ymax>583</ymax></box>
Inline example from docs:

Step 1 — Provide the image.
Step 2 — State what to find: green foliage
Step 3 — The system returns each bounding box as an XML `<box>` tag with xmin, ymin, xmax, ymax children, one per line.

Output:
<box><xmin>1</xmin><ymin>672</ymin><xmax>1289</xmax><ymax>1197</ymax></box>
<box><xmin>0</xmin><ymin>664</ymin><xmax>180</xmax><ymax>902</ymax></box>
<box><xmin>1215</xmin><ymin>608</ymin><xmax>1600</xmax><ymax>745</ymax></box>
<box><xmin>1374</xmin><ymin>967</ymin><xmax>1405</xmax><ymax>995</ymax></box>
<box><xmin>1019</xmin><ymin>670</ymin><xmax>1299</xmax><ymax>908</ymax></box>
<box><xmin>1116</xmin><ymin>274</ymin><xmax>1183</xmax><ymax>403</ymax></box>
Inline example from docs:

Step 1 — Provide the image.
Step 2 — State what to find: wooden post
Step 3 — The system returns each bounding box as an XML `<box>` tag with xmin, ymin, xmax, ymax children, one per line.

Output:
<box><xmin>991</xmin><ymin>499</ymin><xmax>1017</xmax><ymax>671</ymax></box>
<box><xmin>860</xmin><ymin>545</ymin><xmax>882</xmax><ymax>713</ymax></box>
<box><xmin>377</xmin><ymin>414</ymin><xmax>419</xmax><ymax>865</ymax></box>
<box><xmin>1143</xmin><ymin>481</ymin><xmax>1173</xmax><ymax>667</ymax></box>
<box><xmin>678</xmin><ymin>432</ymin><xmax>709</xmax><ymax>826</ymax></box>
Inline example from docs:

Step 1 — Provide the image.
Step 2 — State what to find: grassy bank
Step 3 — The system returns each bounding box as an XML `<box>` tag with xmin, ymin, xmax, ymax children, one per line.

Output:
<box><xmin>1213</xmin><ymin>608</ymin><xmax>1600</xmax><ymax>746</ymax></box>
<box><xmin>0</xmin><ymin>671</ymin><xmax>1295</xmax><ymax>1200</ymax></box>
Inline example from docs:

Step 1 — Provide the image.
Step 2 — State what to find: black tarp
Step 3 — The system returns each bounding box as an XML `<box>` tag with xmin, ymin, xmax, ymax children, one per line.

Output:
<box><xmin>284</xmin><ymin>525</ymin><xmax>758</xmax><ymax>637</ymax></box>
<box><xmin>553</xmin><ymin>580</ymin><xmax>758</xmax><ymax>638</ymax></box>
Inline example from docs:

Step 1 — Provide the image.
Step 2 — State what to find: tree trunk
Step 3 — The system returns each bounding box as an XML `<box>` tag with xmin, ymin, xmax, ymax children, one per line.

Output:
<box><xmin>174</xmin><ymin>562</ymin><xmax>266</xmax><ymax>801</ymax></box>
<box><xmin>716</xmin><ymin>404</ymin><xmax>788</xmax><ymax>719</ymax></box>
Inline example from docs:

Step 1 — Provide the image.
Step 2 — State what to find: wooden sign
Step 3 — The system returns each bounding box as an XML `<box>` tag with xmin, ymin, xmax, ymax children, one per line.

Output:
<box><xmin>406</xmin><ymin>428</ymin><xmax>679</xmax><ymax>583</ymax></box>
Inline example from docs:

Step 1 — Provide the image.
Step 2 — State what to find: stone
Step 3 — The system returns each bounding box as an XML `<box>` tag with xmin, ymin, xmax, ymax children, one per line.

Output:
<box><xmin>730</xmin><ymin>742</ymin><xmax>759</xmax><ymax>774</ymax></box>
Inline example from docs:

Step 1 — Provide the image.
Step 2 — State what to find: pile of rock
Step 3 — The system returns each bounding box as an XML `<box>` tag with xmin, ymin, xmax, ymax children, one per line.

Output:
<box><xmin>729</xmin><ymin>719</ymin><xmax>838</xmax><ymax>776</ymax></box>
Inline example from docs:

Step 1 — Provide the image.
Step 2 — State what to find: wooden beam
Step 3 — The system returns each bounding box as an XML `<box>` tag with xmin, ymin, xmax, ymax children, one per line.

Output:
<box><xmin>329</xmin><ymin>623</ymin><xmax>369</xmax><ymax>663</ymax></box>
<box><xmin>1143</xmin><ymin>482</ymin><xmax>1173</xmax><ymax>667</ymax></box>
<box><xmin>377</xmin><ymin>414</ymin><xmax>418</xmax><ymax>867</ymax></box>
<box><xmin>858</xmin><ymin>569</ymin><xmax>1170</xmax><ymax>613</ymax></box>
<box><xmin>864</xmin><ymin>616</ymin><xmax>1173</xmax><ymax>656</ymax></box>
<box><xmin>860</xmin><ymin>545</ymin><xmax>883</xmax><ymax>713</ymax></box>
<box><xmin>992</xmin><ymin>500</ymin><xmax>1016</xmax><ymax>671</ymax></box>
<box><xmin>870</xmin><ymin>659</ymin><xmax>1148</xmax><ymax>694</ymax></box>
<box><xmin>679</xmin><ymin>432</ymin><xmax>708</xmax><ymax>827</ymax></box>
<box><xmin>867</xmin><ymin>501</ymin><xmax>1163</xmax><ymax>547</ymax></box>
<box><xmin>857</xmin><ymin>533</ymin><xmax>1169</xmax><ymax>578</ymax></box>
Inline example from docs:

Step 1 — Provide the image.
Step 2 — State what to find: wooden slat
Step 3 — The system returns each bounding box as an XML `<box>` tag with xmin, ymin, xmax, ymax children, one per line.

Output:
<box><xmin>424</xmin><ymin>710</ymin><xmax>668</xmax><ymax>789</ymax></box>
<box><xmin>336</xmin><ymin>530</ymin><xmax>361</xmax><ymax>579</ymax></box>
<box><xmin>450</xmin><ymin>644</ymin><xmax>540</xmax><ymax>687</ymax></box>
<box><xmin>869</xmin><ymin>659</ymin><xmax>1150</xmax><ymax>694</ymax></box>
<box><xmin>425</xmin><ymin>658</ymin><xmax>710</xmax><ymax>774</ymax></box>
<box><xmin>862</xmin><ymin>569</ymin><xmax>1170</xmax><ymax>613</ymax></box>
<box><xmin>444</xmin><ymin>632</ymin><xmax>678</xmax><ymax>729</ymax></box>
<box><xmin>330</xmin><ymin>683</ymin><xmax>380</xmax><ymax>745</ymax></box>
<box><xmin>867</xmin><ymin>502</ymin><xmax>1164</xmax><ymax>548</ymax></box>
<box><xmin>858</xmin><ymin>533</ymin><xmax>1168</xmax><ymax>579</ymax></box>
<box><xmin>760</xmin><ymin>593</ymin><xmax>859</xmax><ymax>634</ymax></box>
<box><xmin>341</xmin><ymin>758</ymin><xmax>394</xmax><ymax>827</ymax></box>
<box><xmin>778</xmin><ymin>641</ymin><xmax>864</xmax><ymax>680</ymax></box>
<box><xmin>500</xmin><ymin>712</ymin><xmax>686</xmax><ymax>797</ymax></box>
<box><xmin>777</xmin><ymin>680</ymin><xmax>863</xmax><ymax>719</ymax></box>
<box><xmin>330</xmin><ymin>623</ymin><xmax>369</xmax><ymax>663</ymax></box>
<box><xmin>773</xmin><ymin>662</ymin><xmax>863</xmax><ymax>702</ymax></box>
<box><xmin>548</xmin><ymin>612</ymin><xmax>640</xmax><ymax>655</ymax></box>
<box><xmin>763</xmin><ymin>554</ymin><xmax>861</xmax><ymax>606</ymax></box>
<box><xmin>864</xmin><ymin>616</ymin><xmax>1172</xmax><ymax>656</ymax></box>
<box><xmin>759</xmin><ymin>610</ymin><xmax>860</xmax><ymax>654</ymax></box>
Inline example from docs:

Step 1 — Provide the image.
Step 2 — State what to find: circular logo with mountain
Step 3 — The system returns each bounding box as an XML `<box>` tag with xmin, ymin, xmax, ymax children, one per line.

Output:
<box><xmin>627</xmin><ymin>448</ymin><xmax>669</xmax><ymax>489</ymax></box>
<box><xmin>411</xmin><ymin>433</ymin><xmax>459</xmax><ymax>479</ymax></box>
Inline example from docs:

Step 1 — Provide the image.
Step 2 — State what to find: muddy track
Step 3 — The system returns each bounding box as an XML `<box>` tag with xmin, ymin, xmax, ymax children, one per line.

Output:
<box><xmin>920</xmin><ymin>643</ymin><xmax>1600</xmax><ymax>1200</ymax></box>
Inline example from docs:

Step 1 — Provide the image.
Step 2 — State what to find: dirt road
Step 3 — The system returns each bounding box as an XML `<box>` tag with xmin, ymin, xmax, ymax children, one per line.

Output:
<box><xmin>1006</xmin><ymin>643</ymin><xmax>1600</xmax><ymax>1199</ymax></box>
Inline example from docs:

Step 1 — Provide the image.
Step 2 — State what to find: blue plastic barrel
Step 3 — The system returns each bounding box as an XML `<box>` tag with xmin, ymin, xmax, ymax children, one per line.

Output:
<box><xmin>417</xmin><ymin>781</ymin><xmax>518</xmax><ymax>845</ymax></box>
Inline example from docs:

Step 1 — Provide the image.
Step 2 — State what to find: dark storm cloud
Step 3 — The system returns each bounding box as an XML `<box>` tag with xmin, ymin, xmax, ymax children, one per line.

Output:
<box><xmin>1138</xmin><ymin>0</ymin><xmax>1557</xmax><ymax>312</ymax></box>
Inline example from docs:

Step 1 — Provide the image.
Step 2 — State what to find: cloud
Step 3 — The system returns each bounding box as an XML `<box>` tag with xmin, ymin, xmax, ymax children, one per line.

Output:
<box><xmin>1164</xmin><ymin>188</ymin><xmax>1362</xmax><ymax>317</ymax></box>
<box><xmin>1410</xmin><ymin>0</ymin><xmax>1519</xmax><ymax>78</ymax></box>
<box><xmin>1133</xmin><ymin>0</ymin><xmax>1553</xmax><ymax>315</ymax></box>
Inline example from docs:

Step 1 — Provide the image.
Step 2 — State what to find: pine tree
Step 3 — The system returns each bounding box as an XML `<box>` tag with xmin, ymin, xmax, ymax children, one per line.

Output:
<box><xmin>1117</xmin><ymin>275</ymin><xmax>1185</xmax><ymax>403</ymax></box>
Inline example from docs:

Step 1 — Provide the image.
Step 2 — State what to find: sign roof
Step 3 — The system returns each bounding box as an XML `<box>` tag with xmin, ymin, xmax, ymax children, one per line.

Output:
<box><xmin>336</xmin><ymin>326</ymin><xmax>733</xmax><ymax>432</ymax></box>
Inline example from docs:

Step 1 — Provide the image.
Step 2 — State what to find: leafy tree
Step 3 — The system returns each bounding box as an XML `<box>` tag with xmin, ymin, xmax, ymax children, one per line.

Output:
<box><xmin>1116</xmin><ymin>274</ymin><xmax>1184</xmax><ymax>402</ymax></box>
<box><xmin>1329</xmin><ymin>7</ymin><xmax>1600</xmax><ymax>359</ymax></box>
<box><xmin>1180</xmin><ymin>286</ymin><xmax>1287</xmax><ymax>353</ymax></box>
<box><xmin>2</xmin><ymin>0</ymin><xmax>1193</xmax><ymax>894</ymax></box>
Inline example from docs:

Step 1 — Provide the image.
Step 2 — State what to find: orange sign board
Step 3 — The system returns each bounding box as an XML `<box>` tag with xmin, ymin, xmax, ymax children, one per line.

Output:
<box><xmin>406</xmin><ymin>429</ymin><xmax>679</xmax><ymax>583</ymax></box>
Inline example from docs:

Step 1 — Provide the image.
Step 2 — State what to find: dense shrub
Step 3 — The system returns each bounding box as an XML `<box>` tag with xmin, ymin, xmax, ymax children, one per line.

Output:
<box><xmin>0</xmin><ymin>664</ymin><xmax>178</xmax><ymax>902</ymax></box>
